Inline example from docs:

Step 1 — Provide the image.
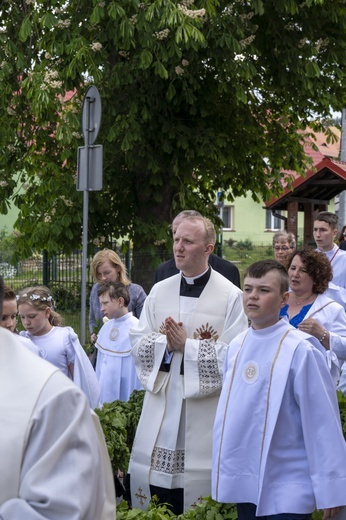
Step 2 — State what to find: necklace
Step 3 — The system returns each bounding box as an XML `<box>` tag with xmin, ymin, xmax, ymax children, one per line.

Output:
<box><xmin>290</xmin><ymin>293</ymin><xmax>314</xmax><ymax>306</ymax></box>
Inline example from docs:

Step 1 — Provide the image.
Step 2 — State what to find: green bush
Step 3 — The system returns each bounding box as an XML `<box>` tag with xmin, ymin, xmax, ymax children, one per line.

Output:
<box><xmin>116</xmin><ymin>496</ymin><xmax>237</xmax><ymax>520</ymax></box>
<box><xmin>96</xmin><ymin>390</ymin><xmax>145</xmax><ymax>473</ymax></box>
<box><xmin>234</xmin><ymin>239</ymin><xmax>253</xmax><ymax>251</ymax></box>
<box><xmin>0</xmin><ymin>228</ymin><xmax>16</xmax><ymax>264</ymax></box>
<box><xmin>49</xmin><ymin>282</ymin><xmax>82</xmax><ymax>311</ymax></box>
<box><xmin>100</xmin><ymin>390</ymin><xmax>346</xmax><ymax>519</ymax></box>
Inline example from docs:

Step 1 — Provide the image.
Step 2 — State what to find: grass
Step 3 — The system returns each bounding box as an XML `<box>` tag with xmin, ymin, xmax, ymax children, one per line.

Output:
<box><xmin>222</xmin><ymin>243</ymin><xmax>274</xmax><ymax>283</ymax></box>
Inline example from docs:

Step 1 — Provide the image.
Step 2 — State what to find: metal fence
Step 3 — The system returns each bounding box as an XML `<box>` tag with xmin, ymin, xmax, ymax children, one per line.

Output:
<box><xmin>1</xmin><ymin>251</ymin><xmax>92</xmax><ymax>302</ymax></box>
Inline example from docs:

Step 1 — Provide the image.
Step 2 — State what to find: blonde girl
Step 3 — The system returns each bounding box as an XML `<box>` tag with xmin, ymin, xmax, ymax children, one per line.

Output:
<box><xmin>89</xmin><ymin>249</ymin><xmax>146</xmax><ymax>342</ymax></box>
<box><xmin>18</xmin><ymin>286</ymin><xmax>100</xmax><ymax>408</ymax></box>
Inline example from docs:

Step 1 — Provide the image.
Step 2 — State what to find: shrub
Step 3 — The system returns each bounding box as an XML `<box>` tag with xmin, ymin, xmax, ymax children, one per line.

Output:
<box><xmin>103</xmin><ymin>391</ymin><xmax>346</xmax><ymax>520</ymax></box>
<box><xmin>49</xmin><ymin>282</ymin><xmax>82</xmax><ymax>311</ymax></box>
<box><xmin>234</xmin><ymin>239</ymin><xmax>253</xmax><ymax>251</ymax></box>
<box><xmin>96</xmin><ymin>389</ymin><xmax>145</xmax><ymax>473</ymax></box>
<box><xmin>226</xmin><ymin>238</ymin><xmax>237</xmax><ymax>248</ymax></box>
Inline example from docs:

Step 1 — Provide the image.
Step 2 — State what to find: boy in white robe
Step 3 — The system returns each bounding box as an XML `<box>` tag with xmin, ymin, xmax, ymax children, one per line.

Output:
<box><xmin>314</xmin><ymin>211</ymin><xmax>346</xmax><ymax>310</ymax></box>
<box><xmin>212</xmin><ymin>260</ymin><xmax>346</xmax><ymax>520</ymax></box>
<box><xmin>95</xmin><ymin>281</ymin><xmax>142</xmax><ymax>404</ymax></box>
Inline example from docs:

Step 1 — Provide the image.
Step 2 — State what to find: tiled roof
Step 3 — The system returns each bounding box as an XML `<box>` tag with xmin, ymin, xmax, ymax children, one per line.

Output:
<box><xmin>265</xmin><ymin>127</ymin><xmax>346</xmax><ymax>209</ymax></box>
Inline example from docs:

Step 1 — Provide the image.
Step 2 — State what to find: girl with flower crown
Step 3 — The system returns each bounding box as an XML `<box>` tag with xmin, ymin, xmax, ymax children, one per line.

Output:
<box><xmin>17</xmin><ymin>286</ymin><xmax>100</xmax><ymax>408</ymax></box>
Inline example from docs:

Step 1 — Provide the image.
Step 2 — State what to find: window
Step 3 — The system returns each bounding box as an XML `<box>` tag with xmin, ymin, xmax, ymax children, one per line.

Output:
<box><xmin>265</xmin><ymin>210</ymin><xmax>283</xmax><ymax>231</ymax></box>
<box><xmin>221</xmin><ymin>206</ymin><xmax>234</xmax><ymax>229</ymax></box>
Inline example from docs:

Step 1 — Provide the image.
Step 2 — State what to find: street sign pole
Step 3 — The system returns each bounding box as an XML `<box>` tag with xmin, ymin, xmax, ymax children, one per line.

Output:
<box><xmin>77</xmin><ymin>86</ymin><xmax>102</xmax><ymax>345</ymax></box>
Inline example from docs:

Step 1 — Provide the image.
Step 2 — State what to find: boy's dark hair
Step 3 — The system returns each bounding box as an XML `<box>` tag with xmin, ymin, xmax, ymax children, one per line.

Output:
<box><xmin>97</xmin><ymin>281</ymin><xmax>130</xmax><ymax>307</ymax></box>
<box><xmin>315</xmin><ymin>211</ymin><xmax>338</xmax><ymax>230</ymax></box>
<box><xmin>244</xmin><ymin>260</ymin><xmax>289</xmax><ymax>293</ymax></box>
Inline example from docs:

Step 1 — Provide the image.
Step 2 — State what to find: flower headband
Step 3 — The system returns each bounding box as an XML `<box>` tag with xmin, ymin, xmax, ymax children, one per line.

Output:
<box><xmin>17</xmin><ymin>294</ymin><xmax>53</xmax><ymax>303</ymax></box>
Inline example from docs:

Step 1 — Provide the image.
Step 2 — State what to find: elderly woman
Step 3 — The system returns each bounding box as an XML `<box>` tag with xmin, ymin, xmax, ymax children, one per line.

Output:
<box><xmin>279</xmin><ymin>248</ymin><xmax>346</xmax><ymax>383</ymax></box>
<box><xmin>89</xmin><ymin>249</ymin><xmax>146</xmax><ymax>343</ymax></box>
<box><xmin>272</xmin><ymin>230</ymin><xmax>296</xmax><ymax>267</ymax></box>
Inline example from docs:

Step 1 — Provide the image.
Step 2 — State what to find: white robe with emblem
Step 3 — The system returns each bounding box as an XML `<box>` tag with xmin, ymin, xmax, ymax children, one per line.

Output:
<box><xmin>128</xmin><ymin>270</ymin><xmax>248</xmax><ymax>511</ymax></box>
<box><xmin>96</xmin><ymin>312</ymin><xmax>142</xmax><ymax>403</ymax></box>
<box><xmin>212</xmin><ymin>319</ymin><xmax>346</xmax><ymax>516</ymax></box>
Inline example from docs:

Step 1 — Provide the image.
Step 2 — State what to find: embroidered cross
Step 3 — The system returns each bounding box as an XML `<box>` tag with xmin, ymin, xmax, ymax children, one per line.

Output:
<box><xmin>135</xmin><ymin>487</ymin><xmax>148</xmax><ymax>505</ymax></box>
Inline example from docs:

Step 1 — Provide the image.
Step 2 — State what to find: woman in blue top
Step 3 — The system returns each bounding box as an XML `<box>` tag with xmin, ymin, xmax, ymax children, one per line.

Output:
<box><xmin>280</xmin><ymin>248</ymin><xmax>346</xmax><ymax>383</ymax></box>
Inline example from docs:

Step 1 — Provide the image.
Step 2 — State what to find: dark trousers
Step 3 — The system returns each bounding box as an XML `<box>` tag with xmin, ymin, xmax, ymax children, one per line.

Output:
<box><xmin>237</xmin><ymin>503</ymin><xmax>312</xmax><ymax>520</ymax></box>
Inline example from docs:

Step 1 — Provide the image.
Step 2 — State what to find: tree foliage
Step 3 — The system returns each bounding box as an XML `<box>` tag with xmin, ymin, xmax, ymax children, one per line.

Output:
<box><xmin>1</xmin><ymin>0</ymin><xmax>346</xmax><ymax>283</ymax></box>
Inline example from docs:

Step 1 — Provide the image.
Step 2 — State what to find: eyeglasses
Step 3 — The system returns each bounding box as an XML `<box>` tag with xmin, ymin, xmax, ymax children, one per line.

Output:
<box><xmin>274</xmin><ymin>246</ymin><xmax>290</xmax><ymax>252</ymax></box>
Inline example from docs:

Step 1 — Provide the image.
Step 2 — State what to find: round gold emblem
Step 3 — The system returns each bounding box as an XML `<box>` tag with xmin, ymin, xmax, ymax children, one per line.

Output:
<box><xmin>109</xmin><ymin>327</ymin><xmax>119</xmax><ymax>341</ymax></box>
<box><xmin>242</xmin><ymin>361</ymin><xmax>259</xmax><ymax>384</ymax></box>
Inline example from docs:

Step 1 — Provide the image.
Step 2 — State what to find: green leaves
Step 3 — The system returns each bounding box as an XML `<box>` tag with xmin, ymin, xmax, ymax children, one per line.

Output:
<box><xmin>2</xmin><ymin>0</ymin><xmax>346</xmax><ymax>267</ymax></box>
<box><xmin>19</xmin><ymin>16</ymin><xmax>32</xmax><ymax>42</ymax></box>
<box><xmin>140</xmin><ymin>49</ymin><xmax>153</xmax><ymax>69</ymax></box>
<box><xmin>95</xmin><ymin>390</ymin><xmax>145</xmax><ymax>472</ymax></box>
<box><xmin>154</xmin><ymin>60</ymin><xmax>168</xmax><ymax>79</ymax></box>
<box><xmin>40</xmin><ymin>12</ymin><xmax>57</xmax><ymax>29</ymax></box>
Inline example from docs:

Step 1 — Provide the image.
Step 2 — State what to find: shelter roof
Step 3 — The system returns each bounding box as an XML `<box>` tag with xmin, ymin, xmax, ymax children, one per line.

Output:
<box><xmin>265</xmin><ymin>127</ymin><xmax>346</xmax><ymax>211</ymax></box>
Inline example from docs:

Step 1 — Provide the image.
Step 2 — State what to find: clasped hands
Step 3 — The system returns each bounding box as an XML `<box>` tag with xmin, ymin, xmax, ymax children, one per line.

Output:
<box><xmin>165</xmin><ymin>316</ymin><xmax>187</xmax><ymax>353</ymax></box>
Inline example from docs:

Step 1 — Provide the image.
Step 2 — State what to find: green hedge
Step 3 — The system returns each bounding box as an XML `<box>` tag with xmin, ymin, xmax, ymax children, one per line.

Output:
<box><xmin>97</xmin><ymin>391</ymin><xmax>346</xmax><ymax>519</ymax></box>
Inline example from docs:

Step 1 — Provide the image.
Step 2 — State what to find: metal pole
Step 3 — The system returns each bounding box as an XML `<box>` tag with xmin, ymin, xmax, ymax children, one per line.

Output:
<box><xmin>80</xmin><ymin>189</ymin><xmax>88</xmax><ymax>345</ymax></box>
<box><xmin>80</xmin><ymin>96</ymin><xmax>94</xmax><ymax>345</ymax></box>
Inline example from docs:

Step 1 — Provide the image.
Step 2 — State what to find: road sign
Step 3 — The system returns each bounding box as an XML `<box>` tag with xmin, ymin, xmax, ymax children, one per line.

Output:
<box><xmin>81</xmin><ymin>85</ymin><xmax>102</xmax><ymax>145</ymax></box>
<box><xmin>77</xmin><ymin>145</ymin><xmax>103</xmax><ymax>191</ymax></box>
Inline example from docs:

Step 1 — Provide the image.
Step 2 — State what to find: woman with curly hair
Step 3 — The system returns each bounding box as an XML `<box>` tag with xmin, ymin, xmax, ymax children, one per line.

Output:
<box><xmin>279</xmin><ymin>249</ymin><xmax>346</xmax><ymax>384</ymax></box>
<box><xmin>89</xmin><ymin>249</ymin><xmax>146</xmax><ymax>343</ymax></box>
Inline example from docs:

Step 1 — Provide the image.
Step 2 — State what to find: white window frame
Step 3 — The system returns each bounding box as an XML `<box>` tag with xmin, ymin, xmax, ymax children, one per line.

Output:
<box><xmin>221</xmin><ymin>205</ymin><xmax>234</xmax><ymax>230</ymax></box>
<box><xmin>265</xmin><ymin>210</ymin><xmax>283</xmax><ymax>231</ymax></box>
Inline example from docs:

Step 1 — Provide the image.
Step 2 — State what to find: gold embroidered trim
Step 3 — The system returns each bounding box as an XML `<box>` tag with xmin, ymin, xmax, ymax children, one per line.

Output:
<box><xmin>95</xmin><ymin>341</ymin><xmax>132</xmax><ymax>354</ymax></box>
<box><xmin>214</xmin><ymin>327</ymin><xmax>294</xmax><ymax>499</ymax></box>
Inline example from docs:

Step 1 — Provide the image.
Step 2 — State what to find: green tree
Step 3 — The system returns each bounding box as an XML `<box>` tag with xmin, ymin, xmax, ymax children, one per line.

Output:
<box><xmin>1</xmin><ymin>0</ymin><xmax>346</xmax><ymax>289</ymax></box>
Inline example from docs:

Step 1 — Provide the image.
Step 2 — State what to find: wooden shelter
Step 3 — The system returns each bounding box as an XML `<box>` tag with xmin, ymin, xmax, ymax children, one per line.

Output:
<box><xmin>265</xmin><ymin>130</ymin><xmax>346</xmax><ymax>245</ymax></box>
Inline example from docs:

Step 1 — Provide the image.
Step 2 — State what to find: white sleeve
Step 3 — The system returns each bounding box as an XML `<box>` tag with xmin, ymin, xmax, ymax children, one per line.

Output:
<box><xmin>130</xmin><ymin>288</ymin><xmax>170</xmax><ymax>393</ymax></box>
<box><xmin>184</xmin><ymin>290</ymin><xmax>248</xmax><ymax>398</ymax></box>
<box><xmin>0</xmin><ymin>372</ymin><xmax>115</xmax><ymax>520</ymax></box>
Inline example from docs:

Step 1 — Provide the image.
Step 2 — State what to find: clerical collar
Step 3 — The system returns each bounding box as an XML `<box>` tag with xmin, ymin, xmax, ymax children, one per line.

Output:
<box><xmin>180</xmin><ymin>267</ymin><xmax>211</xmax><ymax>298</ymax></box>
<box><xmin>181</xmin><ymin>267</ymin><xmax>210</xmax><ymax>285</ymax></box>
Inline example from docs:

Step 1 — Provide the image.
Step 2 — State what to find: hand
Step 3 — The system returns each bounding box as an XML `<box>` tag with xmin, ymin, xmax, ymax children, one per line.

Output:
<box><xmin>165</xmin><ymin>317</ymin><xmax>187</xmax><ymax>353</ymax></box>
<box><xmin>90</xmin><ymin>332</ymin><xmax>97</xmax><ymax>344</ymax></box>
<box><xmin>323</xmin><ymin>506</ymin><xmax>342</xmax><ymax>519</ymax></box>
<box><xmin>298</xmin><ymin>318</ymin><xmax>324</xmax><ymax>340</ymax></box>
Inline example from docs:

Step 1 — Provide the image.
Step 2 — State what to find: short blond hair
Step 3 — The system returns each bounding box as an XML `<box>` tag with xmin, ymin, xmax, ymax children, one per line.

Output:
<box><xmin>90</xmin><ymin>249</ymin><xmax>130</xmax><ymax>285</ymax></box>
<box><xmin>181</xmin><ymin>216</ymin><xmax>216</xmax><ymax>246</ymax></box>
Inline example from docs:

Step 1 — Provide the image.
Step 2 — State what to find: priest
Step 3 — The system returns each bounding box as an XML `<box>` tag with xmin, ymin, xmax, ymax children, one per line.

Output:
<box><xmin>128</xmin><ymin>215</ymin><xmax>248</xmax><ymax>514</ymax></box>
